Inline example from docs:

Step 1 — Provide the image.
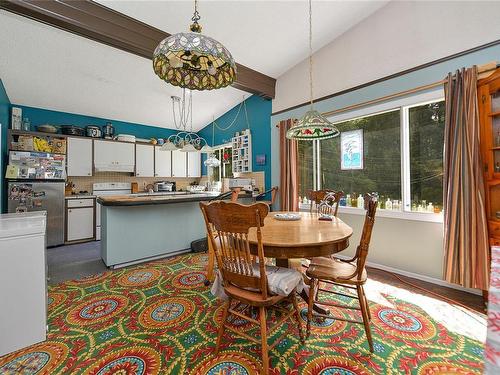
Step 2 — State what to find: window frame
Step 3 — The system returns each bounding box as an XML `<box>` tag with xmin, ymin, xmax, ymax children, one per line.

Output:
<box><xmin>299</xmin><ymin>88</ymin><xmax>445</xmax><ymax>223</ymax></box>
<box><xmin>208</xmin><ymin>142</ymin><xmax>232</xmax><ymax>184</ymax></box>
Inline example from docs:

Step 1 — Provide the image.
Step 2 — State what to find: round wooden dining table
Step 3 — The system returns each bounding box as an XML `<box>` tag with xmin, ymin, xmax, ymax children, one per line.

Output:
<box><xmin>247</xmin><ymin>211</ymin><xmax>353</xmax><ymax>267</ymax></box>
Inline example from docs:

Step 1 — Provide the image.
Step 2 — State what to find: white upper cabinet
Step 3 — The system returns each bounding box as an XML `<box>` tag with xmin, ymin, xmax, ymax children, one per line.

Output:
<box><xmin>67</xmin><ymin>137</ymin><xmax>93</xmax><ymax>177</ymax></box>
<box><xmin>187</xmin><ymin>152</ymin><xmax>201</xmax><ymax>178</ymax></box>
<box><xmin>171</xmin><ymin>150</ymin><xmax>187</xmax><ymax>178</ymax></box>
<box><xmin>154</xmin><ymin>146</ymin><xmax>171</xmax><ymax>177</ymax></box>
<box><xmin>135</xmin><ymin>144</ymin><xmax>154</xmax><ymax>177</ymax></box>
<box><xmin>94</xmin><ymin>140</ymin><xmax>135</xmax><ymax>172</ymax></box>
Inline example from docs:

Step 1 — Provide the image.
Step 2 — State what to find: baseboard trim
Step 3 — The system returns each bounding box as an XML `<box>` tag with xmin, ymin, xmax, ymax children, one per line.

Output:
<box><xmin>109</xmin><ymin>249</ymin><xmax>191</xmax><ymax>269</ymax></box>
<box><xmin>334</xmin><ymin>254</ymin><xmax>482</xmax><ymax>296</ymax></box>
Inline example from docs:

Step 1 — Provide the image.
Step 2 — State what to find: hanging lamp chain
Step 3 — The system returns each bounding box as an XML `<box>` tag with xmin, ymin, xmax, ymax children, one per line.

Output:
<box><xmin>190</xmin><ymin>0</ymin><xmax>202</xmax><ymax>32</ymax></box>
<box><xmin>308</xmin><ymin>0</ymin><xmax>314</xmax><ymax>110</ymax></box>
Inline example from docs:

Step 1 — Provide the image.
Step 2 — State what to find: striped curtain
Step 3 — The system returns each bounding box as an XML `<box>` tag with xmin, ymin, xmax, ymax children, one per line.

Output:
<box><xmin>443</xmin><ymin>67</ymin><xmax>490</xmax><ymax>290</ymax></box>
<box><xmin>278</xmin><ymin>119</ymin><xmax>299</xmax><ymax>211</ymax></box>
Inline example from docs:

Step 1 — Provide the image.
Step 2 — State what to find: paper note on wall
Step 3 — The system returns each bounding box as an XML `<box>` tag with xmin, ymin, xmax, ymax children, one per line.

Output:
<box><xmin>5</xmin><ymin>165</ymin><xmax>19</xmax><ymax>179</ymax></box>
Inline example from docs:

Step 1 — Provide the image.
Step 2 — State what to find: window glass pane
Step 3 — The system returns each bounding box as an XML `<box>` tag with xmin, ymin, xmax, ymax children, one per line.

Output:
<box><xmin>298</xmin><ymin>141</ymin><xmax>314</xmax><ymax>200</ymax></box>
<box><xmin>409</xmin><ymin>101</ymin><xmax>445</xmax><ymax>213</ymax></box>
<box><xmin>320</xmin><ymin>109</ymin><xmax>402</xmax><ymax>210</ymax></box>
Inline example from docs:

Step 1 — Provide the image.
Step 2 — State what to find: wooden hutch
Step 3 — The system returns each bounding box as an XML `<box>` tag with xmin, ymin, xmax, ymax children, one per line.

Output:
<box><xmin>478</xmin><ymin>67</ymin><xmax>500</xmax><ymax>247</ymax></box>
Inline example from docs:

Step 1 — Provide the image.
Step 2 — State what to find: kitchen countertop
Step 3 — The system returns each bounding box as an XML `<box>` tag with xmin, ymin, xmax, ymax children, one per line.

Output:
<box><xmin>65</xmin><ymin>195</ymin><xmax>96</xmax><ymax>199</ymax></box>
<box><xmin>97</xmin><ymin>192</ymin><xmax>221</xmax><ymax>206</ymax></box>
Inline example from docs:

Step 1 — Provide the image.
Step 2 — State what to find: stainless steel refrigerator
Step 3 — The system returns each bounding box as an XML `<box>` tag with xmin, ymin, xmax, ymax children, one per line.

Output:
<box><xmin>7</xmin><ymin>151</ymin><xmax>66</xmax><ymax>246</ymax></box>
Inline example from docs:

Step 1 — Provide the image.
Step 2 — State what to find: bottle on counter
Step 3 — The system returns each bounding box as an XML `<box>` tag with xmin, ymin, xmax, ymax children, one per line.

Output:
<box><xmin>351</xmin><ymin>194</ymin><xmax>357</xmax><ymax>208</ymax></box>
<box><xmin>339</xmin><ymin>196</ymin><xmax>346</xmax><ymax>206</ymax></box>
<box><xmin>385</xmin><ymin>197</ymin><xmax>392</xmax><ymax>210</ymax></box>
<box><xmin>427</xmin><ymin>202</ymin><xmax>434</xmax><ymax>212</ymax></box>
<box><xmin>346</xmin><ymin>194</ymin><xmax>352</xmax><ymax>207</ymax></box>
<box><xmin>411</xmin><ymin>202</ymin><xmax>417</xmax><ymax>211</ymax></box>
<box><xmin>495</xmin><ymin>162</ymin><xmax>500</xmax><ymax>173</ymax></box>
<box><xmin>357</xmin><ymin>194</ymin><xmax>364</xmax><ymax>208</ymax></box>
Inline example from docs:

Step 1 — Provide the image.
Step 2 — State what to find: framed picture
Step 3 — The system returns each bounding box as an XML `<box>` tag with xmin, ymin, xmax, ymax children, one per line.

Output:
<box><xmin>255</xmin><ymin>154</ymin><xmax>266</xmax><ymax>166</ymax></box>
<box><xmin>341</xmin><ymin>129</ymin><xmax>363</xmax><ymax>170</ymax></box>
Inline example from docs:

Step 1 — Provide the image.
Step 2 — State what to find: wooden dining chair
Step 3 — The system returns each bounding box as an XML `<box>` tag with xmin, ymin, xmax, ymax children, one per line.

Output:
<box><xmin>200</xmin><ymin>201</ymin><xmax>304</xmax><ymax>374</ymax></box>
<box><xmin>317</xmin><ymin>190</ymin><xmax>344</xmax><ymax>217</ymax></box>
<box><xmin>254</xmin><ymin>186</ymin><xmax>278</xmax><ymax>211</ymax></box>
<box><xmin>230</xmin><ymin>187</ymin><xmax>241</xmax><ymax>202</ymax></box>
<box><xmin>308</xmin><ymin>189</ymin><xmax>342</xmax><ymax>215</ymax></box>
<box><xmin>306</xmin><ymin>193</ymin><xmax>377</xmax><ymax>352</ymax></box>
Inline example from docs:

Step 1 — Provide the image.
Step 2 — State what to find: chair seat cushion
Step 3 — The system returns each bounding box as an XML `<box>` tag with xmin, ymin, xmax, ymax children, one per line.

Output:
<box><xmin>211</xmin><ymin>265</ymin><xmax>305</xmax><ymax>301</ymax></box>
<box><xmin>306</xmin><ymin>257</ymin><xmax>367</xmax><ymax>284</ymax></box>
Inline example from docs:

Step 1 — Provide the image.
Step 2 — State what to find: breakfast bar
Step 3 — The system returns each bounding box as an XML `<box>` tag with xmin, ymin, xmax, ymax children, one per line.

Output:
<box><xmin>98</xmin><ymin>193</ymin><xmax>219</xmax><ymax>268</ymax></box>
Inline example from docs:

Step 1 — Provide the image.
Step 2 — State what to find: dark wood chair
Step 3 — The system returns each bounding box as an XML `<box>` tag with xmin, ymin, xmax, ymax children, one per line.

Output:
<box><xmin>254</xmin><ymin>186</ymin><xmax>278</xmax><ymax>211</ymax></box>
<box><xmin>230</xmin><ymin>187</ymin><xmax>241</xmax><ymax>202</ymax></box>
<box><xmin>308</xmin><ymin>189</ymin><xmax>342</xmax><ymax>215</ymax></box>
<box><xmin>317</xmin><ymin>190</ymin><xmax>344</xmax><ymax>217</ymax></box>
<box><xmin>305</xmin><ymin>193</ymin><xmax>377</xmax><ymax>352</ymax></box>
<box><xmin>200</xmin><ymin>201</ymin><xmax>304</xmax><ymax>374</ymax></box>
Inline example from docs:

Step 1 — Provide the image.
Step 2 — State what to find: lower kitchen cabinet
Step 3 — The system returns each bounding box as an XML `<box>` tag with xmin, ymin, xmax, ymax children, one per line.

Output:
<box><xmin>65</xmin><ymin>198</ymin><xmax>95</xmax><ymax>243</ymax></box>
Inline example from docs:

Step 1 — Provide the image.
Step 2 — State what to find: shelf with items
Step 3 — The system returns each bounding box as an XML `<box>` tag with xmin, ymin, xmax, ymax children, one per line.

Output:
<box><xmin>231</xmin><ymin>130</ymin><xmax>252</xmax><ymax>174</ymax></box>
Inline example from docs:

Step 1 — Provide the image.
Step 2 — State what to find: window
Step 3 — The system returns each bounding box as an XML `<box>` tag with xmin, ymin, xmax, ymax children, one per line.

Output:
<box><xmin>408</xmin><ymin>101</ymin><xmax>445</xmax><ymax>212</ymax></box>
<box><xmin>297</xmin><ymin>91</ymin><xmax>444</xmax><ymax>218</ymax></box>
<box><xmin>320</xmin><ymin>109</ymin><xmax>402</xmax><ymax>208</ymax></box>
<box><xmin>298</xmin><ymin>141</ymin><xmax>314</xmax><ymax>198</ymax></box>
<box><xmin>208</xmin><ymin>145</ymin><xmax>233</xmax><ymax>184</ymax></box>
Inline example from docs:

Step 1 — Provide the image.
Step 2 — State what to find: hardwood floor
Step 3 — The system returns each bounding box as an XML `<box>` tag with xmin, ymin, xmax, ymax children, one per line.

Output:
<box><xmin>366</xmin><ymin>266</ymin><xmax>485</xmax><ymax>313</ymax></box>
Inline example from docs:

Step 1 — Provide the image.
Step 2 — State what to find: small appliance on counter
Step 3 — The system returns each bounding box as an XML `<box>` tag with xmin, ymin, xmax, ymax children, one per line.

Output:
<box><xmin>86</xmin><ymin>125</ymin><xmax>102</xmax><ymax>138</ymax></box>
<box><xmin>103</xmin><ymin>122</ymin><xmax>115</xmax><ymax>139</ymax></box>
<box><xmin>228</xmin><ymin>178</ymin><xmax>254</xmax><ymax>192</ymax></box>
<box><xmin>154</xmin><ymin>181</ymin><xmax>176</xmax><ymax>192</ymax></box>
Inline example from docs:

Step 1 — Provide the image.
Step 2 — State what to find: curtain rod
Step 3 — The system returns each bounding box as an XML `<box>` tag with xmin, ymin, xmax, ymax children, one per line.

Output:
<box><xmin>276</xmin><ymin>61</ymin><xmax>498</xmax><ymax>125</ymax></box>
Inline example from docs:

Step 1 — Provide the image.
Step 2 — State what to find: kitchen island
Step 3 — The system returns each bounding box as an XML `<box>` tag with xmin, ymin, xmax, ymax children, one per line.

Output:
<box><xmin>97</xmin><ymin>192</ymin><xmax>220</xmax><ymax>268</ymax></box>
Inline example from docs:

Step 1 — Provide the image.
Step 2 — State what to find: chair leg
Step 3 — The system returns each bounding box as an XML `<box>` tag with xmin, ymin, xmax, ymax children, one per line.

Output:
<box><xmin>290</xmin><ymin>291</ymin><xmax>305</xmax><ymax>344</ymax></box>
<box><xmin>306</xmin><ymin>278</ymin><xmax>318</xmax><ymax>338</ymax></box>
<box><xmin>364</xmin><ymin>292</ymin><xmax>371</xmax><ymax>321</ymax></box>
<box><xmin>259</xmin><ymin>306</ymin><xmax>269</xmax><ymax>375</ymax></box>
<box><xmin>215</xmin><ymin>298</ymin><xmax>231</xmax><ymax>355</ymax></box>
<box><xmin>357</xmin><ymin>285</ymin><xmax>373</xmax><ymax>353</ymax></box>
<box><xmin>206</xmin><ymin>238</ymin><xmax>216</xmax><ymax>283</ymax></box>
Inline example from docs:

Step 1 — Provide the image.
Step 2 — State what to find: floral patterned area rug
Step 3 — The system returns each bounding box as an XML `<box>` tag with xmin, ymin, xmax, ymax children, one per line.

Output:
<box><xmin>0</xmin><ymin>253</ymin><xmax>486</xmax><ymax>374</ymax></box>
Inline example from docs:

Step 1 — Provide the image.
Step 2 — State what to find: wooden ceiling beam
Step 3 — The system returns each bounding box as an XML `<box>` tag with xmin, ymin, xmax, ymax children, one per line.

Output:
<box><xmin>0</xmin><ymin>0</ymin><xmax>276</xmax><ymax>99</ymax></box>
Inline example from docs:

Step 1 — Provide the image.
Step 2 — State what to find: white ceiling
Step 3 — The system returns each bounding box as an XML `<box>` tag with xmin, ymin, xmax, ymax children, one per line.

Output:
<box><xmin>97</xmin><ymin>0</ymin><xmax>389</xmax><ymax>78</ymax></box>
<box><xmin>0</xmin><ymin>1</ymin><xmax>388</xmax><ymax>131</ymax></box>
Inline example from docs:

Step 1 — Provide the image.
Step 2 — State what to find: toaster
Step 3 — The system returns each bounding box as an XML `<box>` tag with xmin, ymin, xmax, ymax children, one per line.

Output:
<box><xmin>154</xmin><ymin>181</ymin><xmax>176</xmax><ymax>192</ymax></box>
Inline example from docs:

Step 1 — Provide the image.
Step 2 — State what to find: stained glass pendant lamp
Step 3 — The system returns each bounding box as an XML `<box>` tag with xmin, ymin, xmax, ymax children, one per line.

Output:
<box><xmin>153</xmin><ymin>0</ymin><xmax>236</xmax><ymax>91</ymax></box>
<box><xmin>286</xmin><ymin>0</ymin><xmax>339</xmax><ymax>140</ymax></box>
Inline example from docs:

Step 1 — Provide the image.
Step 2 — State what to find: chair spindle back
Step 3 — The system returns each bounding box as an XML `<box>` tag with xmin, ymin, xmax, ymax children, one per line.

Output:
<box><xmin>200</xmin><ymin>201</ymin><xmax>270</xmax><ymax>297</ymax></box>
<box><xmin>354</xmin><ymin>193</ymin><xmax>378</xmax><ymax>278</ymax></box>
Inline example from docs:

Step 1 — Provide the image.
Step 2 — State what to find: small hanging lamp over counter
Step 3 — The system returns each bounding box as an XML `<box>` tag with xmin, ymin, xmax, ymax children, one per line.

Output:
<box><xmin>286</xmin><ymin>0</ymin><xmax>339</xmax><ymax>141</ymax></box>
<box><xmin>152</xmin><ymin>0</ymin><xmax>237</xmax><ymax>91</ymax></box>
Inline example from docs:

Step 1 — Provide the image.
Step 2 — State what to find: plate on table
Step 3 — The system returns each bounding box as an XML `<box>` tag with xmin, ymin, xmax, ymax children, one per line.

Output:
<box><xmin>274</xmin><ymin>213</ymin><xmax>301</xmax><ymax>221</ymax></box>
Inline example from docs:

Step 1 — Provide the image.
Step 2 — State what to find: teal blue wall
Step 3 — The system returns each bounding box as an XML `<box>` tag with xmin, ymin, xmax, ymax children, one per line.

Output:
<box><xmin>198</xmin><ymin>95</ymin><xmax>272</xmax><ymax>191</ymax></box>
<box><xmin>13</xmin><ymin>105</ymin><xmax>179</xmax><ymax>140</ymax></box>
<box><xmin>271</xmin><ymin>44</ymin><xmax>500</xmax><ymax>196</ymax></box>
<box><xmin>0</xmin><ymin>80</ymin><xmax>11</xmax><ymax>213</ymax></box>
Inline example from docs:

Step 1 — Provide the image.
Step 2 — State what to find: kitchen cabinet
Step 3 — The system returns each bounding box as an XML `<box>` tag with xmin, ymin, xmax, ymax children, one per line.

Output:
<box><xmin>135</xmin><ymin>144</ymin><xmax>155</xmax><ymax>177</ymax></box>
<box><xmin>172</xmin><ymin>150</ymin><xmax>187</xmax><ymax>178</ymax></box>
<box><xmin>66</xmin><ymin>199</ymin><xmax>95</xmax><ymax>243</ymax></box>
<box><xmin>67</xmin><ymin>137</ymin><xmax>93</xmax><ymax>176</ymax></box>
<box><xmin>187</xmin><ymin>152</ymin><xmax>201</xmax><ymax>178</ymax></box>
<box><xmin>154</xmin><ymin>146</ymin><xmax>172</xmax><ymax>177</ymax></box>
<box><xmin>94</xmin><ymin>140</ymin><xmax>135</xmax><ymax>172</ymax></box>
